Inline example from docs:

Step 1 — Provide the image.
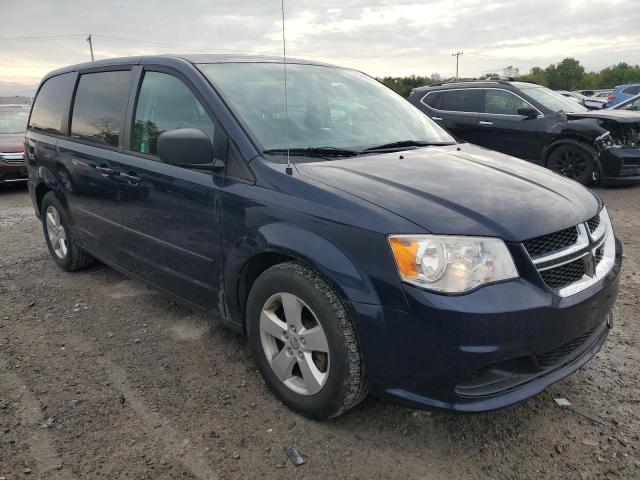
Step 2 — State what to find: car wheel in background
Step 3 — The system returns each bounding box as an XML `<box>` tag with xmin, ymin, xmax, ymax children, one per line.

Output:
<box><xmin>41</xmin><ymin>192</ymin><xmax>94</xmax><ymax>271</ymax></box>
<box><xmin>546</xmin><ymin>143</ymin><xmax>596</xmax><ymax>185</ymax></box>
<box><xmin>246</xmin><ymin>261</ymin><xmax>367</xmax><ymax>419</ymax></box>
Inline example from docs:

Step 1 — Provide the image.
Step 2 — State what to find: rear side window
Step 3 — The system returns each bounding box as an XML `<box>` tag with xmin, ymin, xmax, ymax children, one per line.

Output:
<box><xmin>131</xmin><ymin>71</ymin><xmax>215</xmax><ymax>156</ymax></box>
<box><xmin>623</xmin><ymin>86</ymin><xmax>640</xmax><ymax>95</ymax></box>
<box><xmin>71</xmin><ymin>70</ymin><xmax>131</xmax><ymax>146</ymax></box>
<box><xmin>484</xmin><ymin>89</ymin><xmax>530</xmax><ymax>115</ymax></box>
<box><xmin>441</xmin><ymin>89</ymin><xmax>483</xmax><ymax>113</ymax></box>
<box><xmin>422</xmin><ymin>91</ymin><xmax>443</xmax><ymax>109</ymax></box>
<box><xmin>28</xmin><ymin>73</ymin><xmax>75</xmax><ymax>134</ymax></box>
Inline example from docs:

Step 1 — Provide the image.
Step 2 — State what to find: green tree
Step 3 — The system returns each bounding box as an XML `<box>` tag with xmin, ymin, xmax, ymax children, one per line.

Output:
<box><xmin>520</xmin><ymin>66</ymin><xmax>548</xmax><ymax>85</ymax></box>
<box><xmin>378</xmin><ymin>75</ymin><xmax>432</xmax><ymax>97</ymax></box>
<box><xmin>546</xmin><ymin>58</ymin><xmax>584</xmax><ymax>90</ymax></box>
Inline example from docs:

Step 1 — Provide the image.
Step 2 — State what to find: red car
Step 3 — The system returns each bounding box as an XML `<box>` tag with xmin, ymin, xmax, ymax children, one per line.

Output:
<box><xmin>0</xmin><ymin>104</ymin><xmax>30</xmax><ymax>184</ymax></box>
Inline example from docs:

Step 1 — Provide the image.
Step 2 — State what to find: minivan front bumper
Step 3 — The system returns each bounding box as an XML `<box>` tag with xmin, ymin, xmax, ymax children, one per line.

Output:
<box><xmin>350</xmin><ymin>237</ymin><xmax>622</xmax><ymax>412</ymax></box>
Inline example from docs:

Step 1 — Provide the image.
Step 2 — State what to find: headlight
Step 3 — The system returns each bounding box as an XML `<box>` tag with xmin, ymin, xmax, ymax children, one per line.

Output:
<box><xmin>388</xmin><ymin>235</ymin><xmax>518</xmax><ymax>293</ymax></box>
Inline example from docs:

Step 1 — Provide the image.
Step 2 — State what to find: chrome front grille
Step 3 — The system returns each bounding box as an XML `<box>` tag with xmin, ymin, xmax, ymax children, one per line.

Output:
<box><xmin>523</xmin><ymin>208</ymin><xmax>615</xmax><ymax>297</ymax></box>
<box><xmin>539</xmin><ymin>258</ymin><xmax>585</xmax><ymax>289</ymax></box>
<box><xmin>523</xmin><ymin>226</ymin><xmax>578</xmax><ymax>257</ymax></box>
<box><xmin>0</xmin><ymin>152</ymin><xmax>25</xmax><ymax>164</ymax></box>
<box><xmin>586</xmin><ymin>214</ymin><xmax>600</xmax><ymax>235</ymax></box>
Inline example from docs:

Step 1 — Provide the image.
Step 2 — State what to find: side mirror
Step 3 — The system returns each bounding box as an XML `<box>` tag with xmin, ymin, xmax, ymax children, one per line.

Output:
<box><xmin>157</xmin><ymin>128</ymin><xmax>223</xmax><ymax>170</ymax></box>
<box><xmin>517</xmin><ymin>106</ymin><xmax>539</xmax><ymax>119</ymax></box>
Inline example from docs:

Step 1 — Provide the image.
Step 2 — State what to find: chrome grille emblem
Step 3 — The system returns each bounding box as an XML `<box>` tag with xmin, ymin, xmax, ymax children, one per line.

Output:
<box><xmin>525</xmin><ymin>209</ymin><xmax>614</xmax><ymax>297</ymax></box>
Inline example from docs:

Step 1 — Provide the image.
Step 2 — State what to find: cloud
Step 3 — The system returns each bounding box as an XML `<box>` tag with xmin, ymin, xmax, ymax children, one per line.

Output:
<box><xmin>0</xmin><ymin>0</ymin><xmax>638</xmax><ymax>93</ymax></box>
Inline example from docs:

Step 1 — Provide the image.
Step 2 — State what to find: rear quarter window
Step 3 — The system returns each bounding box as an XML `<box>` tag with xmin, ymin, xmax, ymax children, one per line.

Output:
<box><xmin>28</xmin><ymin>73</ymin><xmax>76</xmax><ymax>134</ymax></box>
<box><xmin>421</xmin><ymin>91</ymin><xmax>443</xmax><ymax>109</ymax></box>
<box><xmin>441</xmin><ymin>89</ymin><xmax>484</xmax><ymax>113</ymax></box>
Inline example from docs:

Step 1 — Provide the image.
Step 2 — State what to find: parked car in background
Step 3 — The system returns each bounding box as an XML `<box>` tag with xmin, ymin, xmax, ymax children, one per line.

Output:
<box><xmin>574</xmin><ymin>89</ymin><xmax>611</xmax><ymax>98</ymax></box>
<box><xmin>557</xmin><ymin>91</ymin><xmax>606</xmax><ymax>110</ymax></box>
<box><xmin>609</xmin><ymin>93</ymin><xmax>640</xmax><ymax>112</ymax></box>
<box><xmin>26</xmin><ymin>55</ymin><xmax>621</xmax><ymax>418</ymax></box>
<box><xmin>0</xmin><ymin>104</ymin><xmax>29</xmax><ymax>184</ymax></box>
<box><xmin>409</xmin><ymin>80</ymin><xmax>640</xmax><ymax>185</ymax></box>
<box><xmin>592</xmin><ymin>90</ymin><xmax>612</xmax><ymax>99</ymax></box>
<box><xmin>607</xmin><ymin>83</ymin><xmax>640</xmax><ymax>107</ymax></box>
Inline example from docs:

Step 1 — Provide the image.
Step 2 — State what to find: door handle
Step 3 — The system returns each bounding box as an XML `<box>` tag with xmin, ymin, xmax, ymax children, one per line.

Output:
<box><xmin>119</xmin><ymin>172</ymin><xmax>142</xmax><ymax>185</ymax></box>
<box><xmin>479</xmin><ymin>121</ymin><xmax>494</xmax><ymax>126</ymax></box>
<box><xmin>432</xmin><ymin>117</ymin><xmax>443</xmax><ymax>121</ymax></box>
<box><xmin>96</xmin><ymin>165</ymin><xmax>114</xmax><ymax>176</ymax></box>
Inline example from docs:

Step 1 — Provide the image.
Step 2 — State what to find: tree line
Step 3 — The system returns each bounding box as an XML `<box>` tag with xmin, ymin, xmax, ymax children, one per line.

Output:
<box><xmin>379</xmin><ymin>58</ymin><xmax>640</xmax><ymax>97</ymax></box>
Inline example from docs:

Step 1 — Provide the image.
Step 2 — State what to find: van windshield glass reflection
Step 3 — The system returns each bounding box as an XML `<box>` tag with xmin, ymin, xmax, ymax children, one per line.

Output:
<box><xmin>199</xmin><ymin>63</ymin><xmax>455</xmax><ymax>159</ymax></box>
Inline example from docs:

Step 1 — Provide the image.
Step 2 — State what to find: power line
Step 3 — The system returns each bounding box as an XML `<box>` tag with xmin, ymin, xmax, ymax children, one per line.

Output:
<box><xmin>0</xmin><ymin>34</ymin><xmax>87</xmax><ymax>42</ymax></box>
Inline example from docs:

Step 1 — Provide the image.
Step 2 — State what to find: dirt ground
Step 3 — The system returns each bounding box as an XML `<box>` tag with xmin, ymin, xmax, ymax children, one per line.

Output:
<box><xmin>1</xmin><ymin>183</ymin><xmax>639</xmax><ymax>480</ymax></box>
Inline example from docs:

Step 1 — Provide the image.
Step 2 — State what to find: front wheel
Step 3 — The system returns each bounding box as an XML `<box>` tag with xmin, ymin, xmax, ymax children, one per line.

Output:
<box><xmin>246</xmin><ymin>262</ymin><xmax>367</xmax><ymax>419</ymax></box>
<box><xmin>546</xmin><ymin>143</ymin><xmax>596</xmax><ymax>185</ymax></box>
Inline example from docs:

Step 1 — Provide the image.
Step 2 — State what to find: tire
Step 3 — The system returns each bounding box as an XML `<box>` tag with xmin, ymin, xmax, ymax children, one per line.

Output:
<box><xmin>246</xmin><ymin>261</ymin><xmax>367</xmax><ymax>419</ymax></box>
<box><xmin>41</xmin><ymin>192</ymin><xmax>94</xmax><ymax>271</ymax></box>
<box><xmin>546</xmin><ymin>143</ymin><xmax>596</xmax><ymax>185</ymax></box>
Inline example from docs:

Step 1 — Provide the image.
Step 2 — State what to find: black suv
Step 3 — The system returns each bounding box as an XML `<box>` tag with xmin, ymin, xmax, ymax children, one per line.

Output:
<box><xmin>409</xmin><ymin>80</ymin><xmax>640</xmax><ymax>185</ymax></box>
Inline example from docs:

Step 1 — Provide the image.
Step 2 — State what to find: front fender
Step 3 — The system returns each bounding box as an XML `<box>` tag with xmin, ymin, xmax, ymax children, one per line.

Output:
<box><xmin>224</xmin><ymin>223</ymin><xmax>381</xmax><ymax>326</ymax></box>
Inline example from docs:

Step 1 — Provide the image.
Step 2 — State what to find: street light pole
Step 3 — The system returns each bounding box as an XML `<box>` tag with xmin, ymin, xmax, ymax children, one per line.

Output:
<box><xmin>452</xmin><ymin>51</ymin><xmax>463</xmax><ymax>78</ymax></box>
<box><xmin>87</xmin><ymin>34</ymin><xmax>94</xmax><ymax>61</ymax></box>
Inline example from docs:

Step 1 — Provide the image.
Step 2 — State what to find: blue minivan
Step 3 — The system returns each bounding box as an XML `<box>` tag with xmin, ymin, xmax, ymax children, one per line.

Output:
<box><xmin>26</xmin><ymin>55</ymin><xmax>621</xmax><ymax>418</ymax></box>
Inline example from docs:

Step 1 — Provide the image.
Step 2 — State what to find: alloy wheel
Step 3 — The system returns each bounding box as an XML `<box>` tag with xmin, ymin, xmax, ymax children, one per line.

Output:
<box><xmin>259</xmin><ymin>292</ymin><xmax>330</xmax><ymax>395</ymax></box>
<box><xmin>549</xmin><ymin>149</ymin><xmax>589</xmax><ymax>181</ymax></box>
<box><xmin>45</xmin><ymin>205</ymin><xmax>68</xmax><ymax>259</ymax></box>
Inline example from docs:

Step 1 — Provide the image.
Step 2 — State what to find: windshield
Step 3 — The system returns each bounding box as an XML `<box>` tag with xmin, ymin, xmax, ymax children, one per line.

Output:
<box><xmin>519</xmin><ymin>86</ymin><xmax>588</xmax><ymax>113</ymax></box>
<box><xmin>198</xmin><ymin>63</ymin><xmax>455</xmax><ymax>159</ymax></box>
<box><xmin>0</xmin><ymin>106</ymin><xmax>30</xmax><ymax>134</ymax></box>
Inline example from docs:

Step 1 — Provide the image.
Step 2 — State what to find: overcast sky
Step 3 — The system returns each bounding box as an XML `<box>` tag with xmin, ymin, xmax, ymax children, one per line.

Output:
<box><xmin>1</xmin><ymin>0</ymin><xmax>638</xmax><ymax>95</ymax></box>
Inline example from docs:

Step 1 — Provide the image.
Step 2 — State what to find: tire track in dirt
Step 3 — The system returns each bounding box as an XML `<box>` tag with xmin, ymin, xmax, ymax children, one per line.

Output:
<box><xmin>0</xmin><ymin>361</ymin><xmax>69</xmax><ymax>479</ymax></box>
<box><xmin>96</xmin><ymin>358</ymin><xmax>219</xmax><ymax>480</ymax></box>
<box><xmin>3</xmin><ymin>316</ymin><xmax>219</xmax><ymax>480</ymax></box>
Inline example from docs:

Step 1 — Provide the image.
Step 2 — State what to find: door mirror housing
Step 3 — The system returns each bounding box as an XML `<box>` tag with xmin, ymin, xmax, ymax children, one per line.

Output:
<box><xmin>517</xmin><ymin>107</ymin><xmax>539</xmax><ymax>119</ymax></box>
<box><xmin>158</xmin><ymin>128</ymin><xmax>223</xmax><ymax>170</ymax></box>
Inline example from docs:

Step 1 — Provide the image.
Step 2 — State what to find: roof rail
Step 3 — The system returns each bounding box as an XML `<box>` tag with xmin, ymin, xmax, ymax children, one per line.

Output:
<box><xmin>411</xmin><ymin>77</ymin><xmax>542</xmax><ymax>92</ymax></box>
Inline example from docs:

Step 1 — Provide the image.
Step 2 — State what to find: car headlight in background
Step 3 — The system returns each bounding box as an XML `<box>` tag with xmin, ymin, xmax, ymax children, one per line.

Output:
<box><xmin>388</xmin><ymin>235</ymin><xmax>518</xmax><ymax>293</ymax></box>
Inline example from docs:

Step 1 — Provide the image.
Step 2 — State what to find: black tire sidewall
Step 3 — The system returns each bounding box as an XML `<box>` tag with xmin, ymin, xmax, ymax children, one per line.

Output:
<box><xmin>547</xmin><ymin>143</ymin><xmax>595</xmax><ymax>185</ymax></box>
<box><xmin>41</xmin><ymin>192</ymin><xmax>73</xmax><ymax>270</ymax></box>
<box><xmin>246</xmin><ymin>266</ymin><xmax>354</xmax><ymax>419</ymax></box>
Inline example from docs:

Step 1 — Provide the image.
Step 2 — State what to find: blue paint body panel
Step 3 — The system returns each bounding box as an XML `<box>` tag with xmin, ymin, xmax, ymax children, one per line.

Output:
<box><xmin>25</xmin><ymin>55</ymin><xmax>622</xmax><ymax>412</ymax></box>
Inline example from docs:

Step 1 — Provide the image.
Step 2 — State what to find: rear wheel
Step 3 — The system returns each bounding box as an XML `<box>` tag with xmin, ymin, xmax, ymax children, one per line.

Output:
<box><xmin>246</xmin><ymin>262</ymin><xmax>367</xmax><ymax>419</ymax></box>
<box><xmin>546</xmin><ymin>143</ymin><xmax>596</xmax><ymax>185</ymax></box>
<box><xmin>41</xmin><ymin>192</ymin><xmax>94</xmax><ymax>271</ymax></box>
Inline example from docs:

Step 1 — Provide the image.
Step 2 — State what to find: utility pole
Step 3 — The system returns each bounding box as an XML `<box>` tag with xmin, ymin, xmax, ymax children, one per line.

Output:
<box><xmin>452</xmin><ymin>51</ymin><xmax>463</xmax><ymax>78</ymax></box>
<box><xmin>87</xmin><ymin>34</ymin><xmax>94</xmax><ymax>61</ymax></box>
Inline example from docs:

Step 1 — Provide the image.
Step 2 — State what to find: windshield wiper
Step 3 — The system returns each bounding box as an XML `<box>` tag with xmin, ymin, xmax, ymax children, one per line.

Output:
<box><xmin>263</xmin><ymin>147</ymin><xmax>361</xmax><ymax>157</ymax></box>
<box><xmin>363</xmin><ymin>140</ymin><xmax>454</xmax><ymax>152</ymax></box>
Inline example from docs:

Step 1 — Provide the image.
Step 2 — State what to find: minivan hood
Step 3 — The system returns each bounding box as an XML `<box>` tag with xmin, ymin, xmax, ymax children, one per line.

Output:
<box><xmin>296</xmin><ymin>144</ymin><xmax>599</xmax><ymax>241</ymax></box>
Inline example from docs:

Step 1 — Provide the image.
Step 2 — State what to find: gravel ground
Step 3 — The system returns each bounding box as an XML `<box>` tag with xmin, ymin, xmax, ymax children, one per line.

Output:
<box><xmin>1</xmin><ymin>183</ymin><xmax>639</xmax><ymax>479</ymax></box>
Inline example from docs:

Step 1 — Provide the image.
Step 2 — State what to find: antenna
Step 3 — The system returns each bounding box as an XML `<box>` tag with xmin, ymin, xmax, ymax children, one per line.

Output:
<box><xmin>281</xmin><ymin>0</ymin><xmax>292</xmax><ymax>174</ymax></box>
